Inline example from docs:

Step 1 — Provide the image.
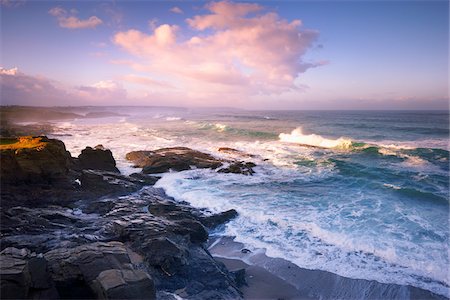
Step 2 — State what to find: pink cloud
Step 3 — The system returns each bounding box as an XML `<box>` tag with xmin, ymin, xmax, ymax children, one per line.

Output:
<box><xmin>122</xmin><ymin>74</ymin><xmax>174</xmax><ymax>89</ymax></box>
<box><xmin>0</xmin><ymin>68</ymin><xmax>128</xmax><ymax>105</ymax></box>
<box><xmin>112</xmin><ymin>1</ymin><xmax>321</xmax><ymax>100</ymax></box>
<box><xmin>170</xmin><ymin>6</ymin><xmax>183</xmax><ymax>14</ymax></box>
<box><xmin>49</xmin><ymin>7</ymin><xmax>102</xmax><ymax>29</ymax></box>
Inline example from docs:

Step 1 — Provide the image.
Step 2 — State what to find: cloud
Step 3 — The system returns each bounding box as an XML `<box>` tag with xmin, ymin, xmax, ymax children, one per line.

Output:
<box><xmin>49</xmin><ymin>7</ymin><xmax>102</xmax><ymax>29</ymax></box>
<box><xmin>1</xmin><ymin>67</ymin><xmax>72</xmax><ymax>105</ymax></box>
<box><xmin>170</xmin><ymin>6</ymin><xmax>183</xmax><ymax>14</ymax></box>
<box><xmin>0</xmin><ymin>0</ymin><xmax>25</xmax><ymax>8</ymax></box>
<box><xmin>112</xmin><ymin>1</ymin><xmax>321</xmax><ymax>101</ymax></box>
<box><xmin>122</xmin><ymin>74</ymin><xmax>174</xmax><ymax>88</ymax></box>
<box><xmin>76</xmin><ymin>80</ymin><xmax>127</xmax><ymax>103</ymax></box>
<box><xmin>0</xmin><ymin>68</ymin><xmax>128</xmax><ymax>105</ymax></box>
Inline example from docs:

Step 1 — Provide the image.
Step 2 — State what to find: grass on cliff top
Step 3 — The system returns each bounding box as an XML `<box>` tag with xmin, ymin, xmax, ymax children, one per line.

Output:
<box><xmin>0</xmin><ymin>136</ymin><xmax>47</xmax><ymax>150</ymax></box>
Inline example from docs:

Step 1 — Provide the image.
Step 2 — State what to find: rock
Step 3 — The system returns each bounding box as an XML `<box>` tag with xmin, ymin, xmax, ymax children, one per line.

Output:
<box><xmin>0</xmin><ymin>136</ymin><xmax>71</xmax><ymax>185</ymax></box>
<box><xmin>200</xmin><ymin>209</ymin><xmax>238</xmax><ymax>228</ymax></box>
<box><xmin>232</xmin><ymin>268</ymin><xmax>247</xmax><ymax>287</ymax></box>
<box><xmin>142</xmin><ymin>238</ymin><xmax>188</xmax><ymax>276</ymax></box>
<box><xmin>217</xmin><ymin>147</ymin><xmax>256</xmax><ymax>158</ymax></box>
<box><xmin>92</xmin><ymin>269</ymin><xmax>155</xmax><ymax>299</ymax></box>
<box><xmin>44</xmin><ymin>241</ymin><xmax>156</xmax><ymax>299</ymax></box>
<box><xmin>0</xmin><ymin>247</ymin><xmax>59</xmax><ymax>299</ymax></box>
<box><xmin>129</xmin><ymin>172</ymin><xmax>160</xmax><ymax>185</ymax></box>
<box><xmin>218</xmin><ymin>161</ymin><xmax>256</xmax><ymax>175</ymax></box>
<box><xmin>126</xmin><ymin>147</ymin><xmax>223</xmax><ymax>174</ymax></box>
<box><xmin>80</xmin><ymin>170</ymin><xmax>146</xmax><ymax>196</ymax></box>
<box><xmin>77</xmin><ymin>145</ymin><xmax>120</xmax><ymax>173</ymax></box>
<box><xmin>241</xmin><ymin>248</ymin><xmax>251</xmax><ymax>254</ymax></box>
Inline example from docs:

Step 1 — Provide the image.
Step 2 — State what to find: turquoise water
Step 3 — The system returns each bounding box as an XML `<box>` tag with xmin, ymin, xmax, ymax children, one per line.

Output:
<box><xmin>53</xmin><ymin>109</ymin><xmax>449</xmax><ymax>296</ymax></box>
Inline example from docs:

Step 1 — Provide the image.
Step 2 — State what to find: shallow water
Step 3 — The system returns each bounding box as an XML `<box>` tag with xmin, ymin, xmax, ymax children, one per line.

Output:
<box><xmin>49</xmin><ymin>108</ymin><xmax>449</xmax><ymax>297</ymax></box>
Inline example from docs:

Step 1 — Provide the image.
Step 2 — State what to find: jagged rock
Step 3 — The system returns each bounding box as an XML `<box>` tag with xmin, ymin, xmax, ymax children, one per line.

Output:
<box><xmin>218</xmin><ymin>161</ymin><xmax>256</xmax><ymax>175</ymax></box>
<box><xmin>142</xmin><ymin>237</ymin><xmax>188</xmax><ymax>276</ymax></box>
<box><xmin>126</xmin><ymin>147</ymin><xmax>223</xmax><ymax>174</ymax></box>
<box><xmin>44</xmin><ymin>241</ymin><xmax>156</xmax><ymax>299</ymax></box>
<box><xmin>0</xmin><ymin>247</ymin><xmax>59</xmax><ymax>299</ymax></box>
<box><xmin>217</xmin><ymin>147</ymin><xmax>256</xmax><ymax>158</ymax></box>
<box><xmin>0</xmin><ymin>136</ymin><xmax>71</xmax><ymax>185</ymax></box>
<box><xmin>200</xmin><ymin>209</ymin><xmax>238</xmax><ymax>228</ymax></box>
<box><xmin>77</xmin><ymin>145</ymin><xmax>120</xmax><ymax>173</ymax></box>
<box><xmin>129</xmin><ymin>172</ymin><xmax>160</xmax><ymax>185</ymax></box>
<box><xmin>92</xmin><ymin>269</ymin><xmax>155</xmax><ymax>299</ymax></box>
<box><xmin>231</xmin><ymin>269</ymin><xmax>247</xmax><ymax>287</ymax></box>
<box><xmin>80</xmin><ymin>170</ymin><xmax>146</xmax><ymax>196</ymax></box>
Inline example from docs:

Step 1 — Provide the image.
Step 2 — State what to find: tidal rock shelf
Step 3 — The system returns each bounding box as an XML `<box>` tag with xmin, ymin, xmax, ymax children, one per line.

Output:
<box><xmin>0</xmin><ymin>136</ymin><xmax>244</xmax><ymax>299</ymax></box>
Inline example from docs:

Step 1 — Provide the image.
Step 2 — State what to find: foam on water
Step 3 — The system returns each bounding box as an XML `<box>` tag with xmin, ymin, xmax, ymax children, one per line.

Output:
<box><xmin>155</xmin><ymin>168</ymin><xmax>449</xmax><ymax>297</ymax></box>
<box><xmin>279</xmin><ymin>127</ymin><xmax>353</xmax><ymax>149</ymax></box>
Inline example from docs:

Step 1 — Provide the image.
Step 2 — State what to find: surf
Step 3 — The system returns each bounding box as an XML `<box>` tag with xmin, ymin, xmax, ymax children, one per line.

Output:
<box><xmin>279</xmin><ymin>127</ymin><xmax>353</xmax><ymax>149</ymax></box>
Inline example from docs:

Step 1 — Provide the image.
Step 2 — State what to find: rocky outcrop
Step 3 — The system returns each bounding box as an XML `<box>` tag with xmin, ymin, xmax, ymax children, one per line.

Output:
<box><xmin>0</xmin><ymin>137</ymin><xmax>243</xmax><ymax>299</ymax></box>
<box><xmin>218</xmin><ymin>162</ymin><xmax>256</xmax><ymax>175</ymax></box>
<box><xmin>45</xmin><ymin>242</ymin><xmax>156</xmax><ymax>299</ymax></box>
<box><xmin>0</xmin><ymin>136</ymin><xmax>71</xmax><ymax>184</ymax></box>
<box><xmin>76</xmin><ymin>145</ymin><xmax>120</xmax><ymax>173</ymax></box>
<box><xmin>126</xmin><ymin>147</ymin><xmax>223</xmax><ymax>174</ymax></box>
<box><xmin>0</xmin><ymin>247</ymin><xmax>58</xmax><ymax>299</ymax></box>
<box><xmin>126</xmin><ymin>147</ymin><xmax>257</xmax><ymax>175</ymax></box>
<box><xmin>199</xmin><ymin>209</ymin><xmax>239</xmax><ymax>228</ymax></box>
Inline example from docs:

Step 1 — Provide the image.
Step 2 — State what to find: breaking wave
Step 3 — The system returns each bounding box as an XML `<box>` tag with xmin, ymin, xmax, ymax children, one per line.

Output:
<box><xmin>279</xmin><ymin>127</ymin><xmax>353</xmax><ymax>149</ymax></box>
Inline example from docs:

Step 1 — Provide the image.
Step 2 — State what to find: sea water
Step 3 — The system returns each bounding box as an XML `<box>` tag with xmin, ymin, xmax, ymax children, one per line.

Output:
<box><xmin>49</xmin><ymin>108</ymin><xmax>449</xmax><ymax>297</ymax></box>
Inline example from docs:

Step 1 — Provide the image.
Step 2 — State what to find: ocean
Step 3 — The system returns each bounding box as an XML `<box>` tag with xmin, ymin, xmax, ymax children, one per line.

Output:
<box><xmin>48</xmin><ymin>108</ymin><xmax>449</xmax><ymax>297</ymax></box>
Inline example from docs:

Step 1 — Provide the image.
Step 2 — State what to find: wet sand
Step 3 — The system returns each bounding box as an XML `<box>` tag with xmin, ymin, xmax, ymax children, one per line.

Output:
<box><xmin>209</xmin><ymin>236</ymin><xmax>447</xmax><ymax>300</ymax></box>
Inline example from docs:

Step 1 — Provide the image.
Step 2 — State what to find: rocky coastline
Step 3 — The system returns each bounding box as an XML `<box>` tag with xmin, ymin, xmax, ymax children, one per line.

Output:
<box><xmin>0</xmin><ymin>136</ymin><xmax>251</xmax><ymax>299</ymax></box>
<box><xmin>1</xmin><ymin>134</ymin><xmax>447</xmax><ymax>300</ymax></box>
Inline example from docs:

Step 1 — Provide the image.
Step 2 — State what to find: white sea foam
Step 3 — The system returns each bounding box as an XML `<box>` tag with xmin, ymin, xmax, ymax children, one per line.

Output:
<box><xmin>279</xmin><ymin>127</ymin><xmax>353</xmax><ymax>149</ymax></box>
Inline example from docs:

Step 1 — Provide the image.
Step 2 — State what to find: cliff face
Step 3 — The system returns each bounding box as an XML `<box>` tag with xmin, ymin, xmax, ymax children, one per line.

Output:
<box><xmin>0</xmin><ymin>136</ymin><xmax>71</xmax><ymax>184</ymax></box>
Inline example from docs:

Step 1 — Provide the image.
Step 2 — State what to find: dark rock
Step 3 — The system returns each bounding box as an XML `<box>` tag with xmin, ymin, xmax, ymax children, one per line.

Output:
<box><xmin>217</xmin><ymin>147</ymin><xmax>256</xmax><ymax>158</ymax></box>
<box><xmin>28</xmin><ymin>257</ymin><xmax>53</xmax><ymax>289</ymax></box>
<box><xmin>129</xmin><ymin>172</ymin><xmax>160</xmax><ymax>185</ymax></box>
<box><xmin>80</xmin><ymin>170</ymin><xmax>148</xmax><ymax>197</ymax></box>
<box><xmin>0</xmin><ymin>136</ymin><xmax>71</xmax><ymax>185</ymax></box>
<box><xmin>92</xmin><ymin>269</ymin><xmax>156</xmax><ymax>299</ymax></box>
<box><xmin>241</xmin><ymin>248</ymin><xmax>251</xmax><ymax>254</ymax></box>
<box><xmin>77</xmin><ymin>146</ymin><xmax>120</xmax><ymax>173</ymax></box>
<box><xmin>200</xmin><ymin>209</ymin><xmax>238</xmax><ymax>228</ymax></box>
<box><xmin>142</xmin><ymin>238</ymin><xmax>188</xmax><ymax>276</ymax></box>
<box><xmin>45</xmin><ymin>241</ymin><xmax>156</xmax><ymax>299</ymax></box>
<box><xmin>218</xmin><ymin>161</ymin><xmax>256</xmax><ymax>175</ymax></box>
<box><xmin>232</xmin><ymin>268</ymin><xmax>247</xmax><ymax>287</ymax></box>
<box><xmin>0</xmin><ymin>247</ymin><xmax>59</xmax><ymax>299</ymax></box>
<box><xmin>126</xmin><ymin>147</ymin><xmax>223</xmax><ymax>174</ymax></box>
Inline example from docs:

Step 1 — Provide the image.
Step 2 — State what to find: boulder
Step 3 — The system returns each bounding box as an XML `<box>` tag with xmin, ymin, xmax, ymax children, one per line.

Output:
<box><xmin>77</xmin><ymin>145</ymin><xmax>120</xmax><ymax>173</ymax></box>
<box><xmin>44</xmin><ymin>241</ymin><xmax>156</xmax><ymax>299</ymax></box>
<box><xmin>217</xmin><ymin>147</ymin><xmax>256</xmax><ymax>158</ymax></box>
<box><xmin>218</xmin><ymin>161</ymin><xmax>256</xmax><ymax>175</ymax></box>
<box><xmin>200</xmin><ymin>209</ymin><xmax>238</xmax><ymax>228</ymax></box>
<box><xmin>0</xmin><ymin>247</ymin><xmax>59</xmax><ymax>299</ymax></box>
<box><xmin>126</xmin><ymin>147</ymin><xmax>223</xmax><ymax>174</ymax></box>
<box><xmin>92</xmin><ymin>269</ymin><xmax>155</xmax><ymax>299</ymax></box>
<box><xmin>80</xmin><ymin>170</ymin><xmax>146</xmax><ymax>196</ymax></box>
<box><xmin>0</xmin><ymin>136</ymin><xmax>71</xmax><ymax>185</ymax></box>
<box><xmin>142</xmin><ymin>238</ymin><xmax>188</xmax><ymax>276</ymax></box>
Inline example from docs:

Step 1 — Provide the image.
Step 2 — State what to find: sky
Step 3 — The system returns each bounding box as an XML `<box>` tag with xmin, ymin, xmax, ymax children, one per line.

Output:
<box><xmin>0</xmin><ymin>0</ymin><xmax>448</xmax><ymax>109</ymax></box>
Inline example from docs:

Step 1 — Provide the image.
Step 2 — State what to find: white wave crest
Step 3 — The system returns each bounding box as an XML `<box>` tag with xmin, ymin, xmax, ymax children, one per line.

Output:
<box><xmin>279</xmin><ymin>127</ymin><xmax>352</xmax><ymax>149</ymax></box>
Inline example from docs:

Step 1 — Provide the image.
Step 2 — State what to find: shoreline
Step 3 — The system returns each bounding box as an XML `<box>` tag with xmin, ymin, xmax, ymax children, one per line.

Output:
<box><xmin>208</xmin><ymin>235</ymin><xmax>448</xmax><ymax>300</ymax></box>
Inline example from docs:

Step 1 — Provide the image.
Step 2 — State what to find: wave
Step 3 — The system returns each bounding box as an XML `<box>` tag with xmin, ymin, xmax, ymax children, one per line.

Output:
<box><xmin>279</xmin><ymin>127</ymin><xmax>353</xmax><ymax>149</ymax></box>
